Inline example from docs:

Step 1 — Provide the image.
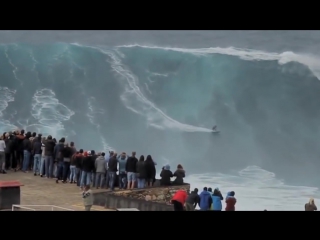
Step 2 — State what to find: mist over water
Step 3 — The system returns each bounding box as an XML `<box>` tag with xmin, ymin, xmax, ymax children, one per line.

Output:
<box><xmin>1</xmin><ymin>31</ymin><xmax>320</xmax><ymax>209</ymax></box>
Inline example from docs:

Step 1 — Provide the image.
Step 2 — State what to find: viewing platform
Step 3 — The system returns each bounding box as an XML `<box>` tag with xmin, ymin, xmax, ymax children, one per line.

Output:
<box><xmin>0</xmin><ymin>172</ymin><xmax>190</xmax><ymax>211</ymax></box>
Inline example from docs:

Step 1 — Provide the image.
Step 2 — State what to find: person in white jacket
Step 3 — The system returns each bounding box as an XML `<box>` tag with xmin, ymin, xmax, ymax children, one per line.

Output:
<box><xmin>0</xmin><ymin>135</ymin><xmax>6</xmax><ymax>173</ymax></box>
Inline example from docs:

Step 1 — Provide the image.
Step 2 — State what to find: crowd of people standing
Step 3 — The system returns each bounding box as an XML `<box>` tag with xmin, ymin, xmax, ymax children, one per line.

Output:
<box><xmin>0</xmin><ymin>130</ymin><xmax>185</xmax><ymax>191</ymax></box>
<box><xmin>171</xmin><ymin>187</ymin><xmax>237</xmax><ymax>211</ymax></box>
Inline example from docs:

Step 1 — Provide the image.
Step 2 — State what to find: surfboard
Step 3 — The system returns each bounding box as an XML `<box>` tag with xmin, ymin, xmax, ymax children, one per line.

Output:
<box><xmin>212</xmin><ymin>131</ymin><xmax>220</xmax><ymax>134</ymax></box>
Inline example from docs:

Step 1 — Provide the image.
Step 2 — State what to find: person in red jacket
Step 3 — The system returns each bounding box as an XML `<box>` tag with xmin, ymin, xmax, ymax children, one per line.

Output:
<box><xmin>225</xmin><ymin>191</ymin><xmax>236</xmax><ymax>211</ymax></box>
<box><xmin>171</xmin><ymin>189</ymin><xmax>188</xmax><ymax>211</ymax></box>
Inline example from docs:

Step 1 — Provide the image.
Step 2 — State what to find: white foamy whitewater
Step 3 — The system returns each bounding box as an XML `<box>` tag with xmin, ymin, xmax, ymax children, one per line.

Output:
<box><xmin>185</xmin><ymin>166</ymin><xmax>320</xmax><ymax>210</ymax></box>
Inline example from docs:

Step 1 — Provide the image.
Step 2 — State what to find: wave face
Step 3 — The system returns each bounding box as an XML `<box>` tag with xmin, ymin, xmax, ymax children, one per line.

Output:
<box><xmin>1</xmin><ymin>43</ymin><xmax>320</xmax><ymax>186</ymax></box>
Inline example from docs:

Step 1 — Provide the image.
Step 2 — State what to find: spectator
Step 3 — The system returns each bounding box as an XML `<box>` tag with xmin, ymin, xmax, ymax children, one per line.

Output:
<box><xmin>136</xmin><ymin>155</ymin><xmax>146</xmax><ymax>189</ymax></box>
<box><xmin>172</xmin><ymin>164</ymin><xmax>185</xmax><ymax>185</ymax></box>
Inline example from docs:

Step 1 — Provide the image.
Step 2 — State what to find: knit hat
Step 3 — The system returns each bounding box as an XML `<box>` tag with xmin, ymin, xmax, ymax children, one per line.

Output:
<box><xmin>164</xmin><ymin>164</ymin><xmax>170</xmax><ymax>170</ymax></box>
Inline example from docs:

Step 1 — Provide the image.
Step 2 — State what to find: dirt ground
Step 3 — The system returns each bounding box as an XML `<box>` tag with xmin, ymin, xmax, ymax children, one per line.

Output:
<box><xmin>0</xmin><ymin>171</ymin><xmax>115</xmax><ymax>211</ymax></box>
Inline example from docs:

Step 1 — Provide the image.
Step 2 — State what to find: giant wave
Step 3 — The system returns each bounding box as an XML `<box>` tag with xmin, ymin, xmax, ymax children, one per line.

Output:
<box><xmin>1</xmin><ymin>42</ymin><xmax>320</xmax><ymax>186</ymax></box>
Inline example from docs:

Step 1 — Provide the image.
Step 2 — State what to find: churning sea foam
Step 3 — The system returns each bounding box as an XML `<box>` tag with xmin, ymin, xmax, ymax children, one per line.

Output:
<box><xmin>185</xmin><ymin>166</ymin><xmax>320</xmax><ymax>210</ymax></box>
<box><xmin>87</xmin><ymin>96</ymin><xmax>114</xmax><ymax>152</ymax></box>
<box><xmin>0</xmin><ymin>87</ymin><xmax>17</xmax><ymax>133</ymax></box>
<box><xmin>30</xmin><ymin>88</ymin><xmax>75</xmax><ymax>137</ymax></box>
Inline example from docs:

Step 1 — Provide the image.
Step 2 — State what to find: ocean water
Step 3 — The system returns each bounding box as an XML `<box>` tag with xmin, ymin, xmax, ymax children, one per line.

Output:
<box><xmin>1</xmin><ymin>31</ymin><xmax>320</xmax><ymax>210</ymax></box>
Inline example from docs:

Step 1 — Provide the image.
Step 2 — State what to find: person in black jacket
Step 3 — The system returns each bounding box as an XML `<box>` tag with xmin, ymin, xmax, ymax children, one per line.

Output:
<box><xmin>108</xmin><ymin>153</ymin><xmax>118</xmax><ymax>191</ymax></box>
<box><xmin>80</xmin><ymin>151</ymin><xmax>94</xmax><ymax>189</ymax></box>
<box><xmin>160</xmin><ymin>164</ymin><xmax>173</xmax><ymax>186</ymax></box>
<box><xmin>136</xmin><ymin>155</ymin><xmax>146</xmax><ymax>189</ymax></box>
<box><xmin>44</xmin><ymin>135</ymin><xmax>56</xmax><ymax>178</ymax></box>
<box><xmin>60</xmin><ymin>143</ymin><xmax>73</xmax><ymax>183</ymax></box>
<box><xmin>22</xmin><ymin>132</ymin><xmax>32</xmax><ymax>172</ymax></box>
<box><xmin>6</xmin><ymin>132</ymin><xmax>16</xmax><ymax>170</ymax></box>
<box><xmin>144</xmin><ymin>155</ymin><xmax>156</xmax><ymax>187</ymax></box>
<box><xmin>29</xmin><ymin>132</ymin><xmax>37</xmax><ymax>170</ymax></box>
<box><xmin>74</xmin><ymin>149</ymin><xmax>84</xmax><ymax>186</ymax></box>
<box><xmin>185</xmin><ymin>188</ymin><xmax>200</xmax><ymax>211</ymax></box>
<box><xmin>32</xmin><ymin>136</ymin><xmax>42</xmax><ymax>176</ymax></box>
<box><xmin>4</xmin><ymin>133</ymin><xmax>11</xmax><ymax>170</ymax></box>
<box><xmin>90</xmin><ymin>150</ymin><xmax>97</xmax><ymax>188</ymax></box>
<box><xmin>15</xmin><ymin>129</ymin><xmax>25</xmax><ymax>170</ymax></box>
<box><xmin>126</xmin><ymin>151</ymin><xmax>138</xmax><ymax>189</ymax></box>
<box><xmin>54</xmin><ymin>140</ymin><xmax>65</xmax><ymax>182</ymax></box>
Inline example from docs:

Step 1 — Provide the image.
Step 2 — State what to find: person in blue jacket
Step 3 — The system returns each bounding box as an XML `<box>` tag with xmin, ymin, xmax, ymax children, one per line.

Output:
<box><xmin>211</xmin><ymin>187</ymin><xmax>224</xmax><ymax>211</ymax></box>
<box><xmin>199</xmin><ymin>187</ymin><xmax>212</xmax><ymax>210</ymax></box>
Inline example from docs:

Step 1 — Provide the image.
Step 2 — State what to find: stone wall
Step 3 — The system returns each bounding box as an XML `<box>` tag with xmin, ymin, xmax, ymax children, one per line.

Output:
<box><xmin>110</xmin><ymin>184</ymin><xmax>190</xmax><ymax>205</ymax></box>
<box><xmin>93</xmin><ymin>183</ymin><xmax>190</xmax><ymax>211</ymax></box>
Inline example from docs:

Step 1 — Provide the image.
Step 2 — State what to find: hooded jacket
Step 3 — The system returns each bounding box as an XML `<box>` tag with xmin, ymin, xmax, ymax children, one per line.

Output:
<box><xmin>118</xmin><ymin>155</ymin><xmax>127</xmax><ymax>173</ymax></box>
<box><xmin>136</xmin><ymin>161</ymin><xmax>146</xmax><ymax>178</ymax></box>
<box><xmin>74</xmin><ymin>153</ymin><xmax>83</xmax><ymax>169</ymax></box>
<box><xmin>225</xmin><ymin>192</ymin><xmax>236</xmax><ymax>211</ymax></box>
<box><xmin>126</xmin><ymin>156</ymin><xmax>137</xmax><ymax>172</ymax></box>
<box><xmin>95</xmin><ymin>156</ymin><xmax>106</xmax><ymax>173</ymax></box>
<box><xmin>173</xmin><ymin>169</ymin><xmax>185</xmax><ymax>185</ymax></box>
<box><xmin>54</xmin><ymin>143</ymin><xmax>64</xmax><ymax>160</ymax></box>
<box><xmin>199</xmin><ymin>190</ymin><xmax>212</xmax><ymax>210</ymax></box>
<box><xmin>61</xmin><ymin>146</ymin><xmax>73</xmax><ymax>159</ymax></box>
<box><xmin>160</xmin><ymin>165</ymin><xmax>173</xmax><ymax>186</ymax></box>
<box><xmin>211</xmin><ymin>188</ymin><xmax>224</xmax><ymax>210</ymax></box>
<box><xmin>16</xmin><ymin>134</ymin><xmax>25</xmax><ymax>151</ymax></box>
<box><xmin>32</xmin><ymin>138</ymin><xmax>42</xmax><ymax>155</ymax></box>
<box><xmin>144</xmin><ymin>160</ymin><xmax>156</xmax><ymax>180</ymax></box>
<box><xmin>22</xmin><ymin>137</ymin><xmax>32</xmax><ymax>152</ymax></box>
<box><xmin>44</xmin><ymin>139</ymin><xmax>55</xmax><ymax>156</ymax></box>
<box><xmin>108</xmin><ymin>156</ymin><xmax>118</xmax><ymax>172</ymax></box>
<box><xmin>82</xmin><ymin>155</ymin><xmax>94</xmax><ymax>172</ymax></box>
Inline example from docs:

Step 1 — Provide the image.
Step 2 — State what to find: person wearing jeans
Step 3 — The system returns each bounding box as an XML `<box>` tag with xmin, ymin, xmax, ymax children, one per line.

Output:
<box><xmin>55</xmin><ymin>160</ymin><xmax>64</xmax><ymax>183</ymax></box>
<box><xmin>40</xmin><ymin>155</ymin><xmax>45</xmax><ymax>176</ymax></box>
<box><xmin>44</xmin><ymin>135</ymin><xmax>56</xmax><ymax>178</ymax></box>
<box><xmin>75</xmin><ymin>149</ymin><xmax>84</xmax><ymax>186</ymax></box>
<box><xmin>22</xmin><ymin>150</ymin><xmax>31</xmax><ymax>172</ymax></box>
<box><xmin>117</xmin><ymin>152</ymin><xmax>127</xmax><ymax>189</ymax></box>
<box><xmin>32</xmin><ymin>136</ymin><xmax>42</xmax><ymax>175</ymax></box>
<box><xmin>0</xmin><ymin>135</ymin><xmax>6</xmax><ymax>173</ymax></box>
<box><xmin>69</xmin><ymin>153</ymin><xmax>77</xmax><ymax>183</ymax></box>
<box><xmin>136</xmin><ymin>155</ymin><xmax>146</xmax><ymax>189</ymax></box>
<box><xmin>69</xmin><ymin>165</ymin><xmax>76</xmax><ymax>183</ymax></box>
<box><xmin>39</xmin><ymin>138</ymin><xmax>46</xmax><ymax>177</ymax></box>
<box><xmin>80</xmin><ymin>151</ymin><xmax>94</xmax><ymax>188</ymax></box>
<box><xmin>22</xmin><ymin>133</ymin><xmax>32</xmax><ymax>172</ymax></box>
<box><xmin>81</xmin><ymin>171</ymin><xmax>92</xmax><ymax>188</ymax></box>
<box><xmin>60</xmin><ymin>143</ymin><xmax>73</xmax><ymax>183</ymax></box>
<box><xmin>95</xmin><ymin>152</ymin><xmax>106</xmax><ymax>189</ymax></box>
<box><xmin>108</xmin><ymin>171</ymin><xmax>116</xmax><ymax>190</ymax></box>
<box><xmin>107</xmin><ymin>153</ymin><xmax>118</xmax><ymax>191</ymax></box>
<box><xmin>33</xmin><ymin>153</ymin><xmax>41</xmax><ymax>175</ymax></box>
<box><xmin>63</xmin><ymin>159</ymin><xmax>71</xmax><ymax>182</ymax></box>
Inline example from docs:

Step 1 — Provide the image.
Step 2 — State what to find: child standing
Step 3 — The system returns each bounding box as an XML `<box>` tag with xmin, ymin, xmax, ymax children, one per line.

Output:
<box><xmin>82</xmin><ymin>185</ymin><xmax>93</xmax><ymax>211</ymax></box>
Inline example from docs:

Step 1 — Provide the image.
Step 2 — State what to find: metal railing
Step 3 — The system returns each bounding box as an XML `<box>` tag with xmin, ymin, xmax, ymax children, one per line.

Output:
<box><xmin>12</xmin><ymin>205</ymin><xmax>74</xmax><ymax>211</ymax></box>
